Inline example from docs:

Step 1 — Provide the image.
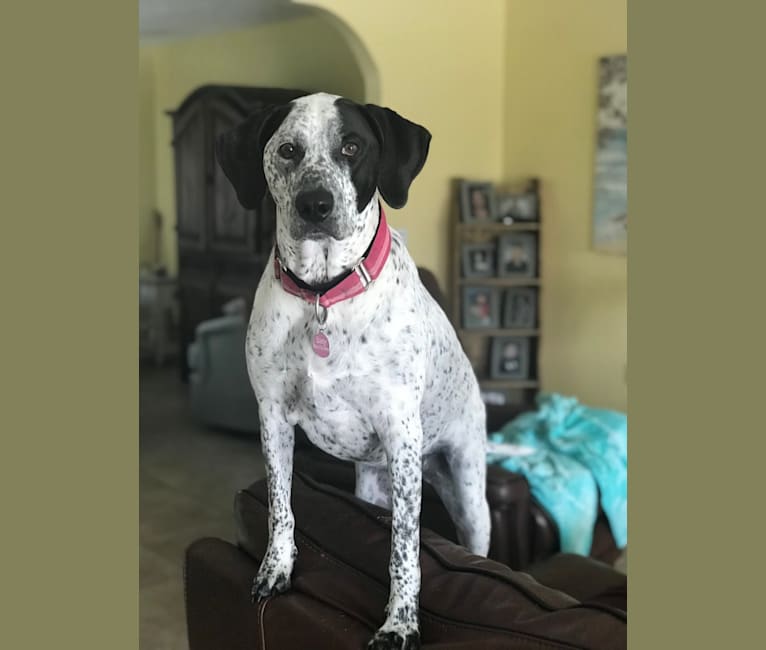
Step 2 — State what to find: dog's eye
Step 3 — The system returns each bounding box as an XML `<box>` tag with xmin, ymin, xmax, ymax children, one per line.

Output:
<box><xmin>341</xmin><ymin>142</ymin><xmax>359</xmax><ymax>157</ymax></box>
<box><xmin>278</xmin><ymin>143</ymin><xmax>297</xmax><ymax>159</ymax></box>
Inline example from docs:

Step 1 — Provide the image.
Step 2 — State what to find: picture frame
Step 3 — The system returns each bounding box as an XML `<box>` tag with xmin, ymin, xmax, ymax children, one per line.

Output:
<box><xmin>502</xmin><ymin>287</ymin><xmax>537</xmax><ymax>328</ymax></box>
<box><xmin>459</xmin><ymin>181</ymin><xmax>497</xmax><ymax>223</ymax></box>
<box><xmin>461</xmin><ymin>243</ymin><xmax>497</xmax><ymax>278</ymax></box>
<box><xmin>490</xmin><ymin>337</ymin><xmax>530</xmax><ymax>380</ymax></box>
<box><xmin>462</xmin><ymin>287</ymin><xmax>500</xmax><ymax>329</ymax></box>
<box><xmin>497</xmin><ymin>232</ymin><xmax>537</xmax><ymax>278</ymax></box>
<box><xmin>495</xmin><ymin>192</ymin><xmax>539</xmax><ymax>224</ymax></box>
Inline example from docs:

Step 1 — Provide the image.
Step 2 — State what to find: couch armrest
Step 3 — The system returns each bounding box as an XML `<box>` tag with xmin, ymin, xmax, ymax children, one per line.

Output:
<box><xmin>485</xmin><ymin>464</ymin><xmax>531</xmax><ymax>568</ymax></box>
<box><xmin>184</xmin><ymin>538</ymin><xmax>262</xmax><ymax>650</ymax></box>
<box><xmin>185</xmin><ymin>537</ymin><xmax>373</xmax><ymax>650</ymax></box>
<box><xmin>187</xmin><ymin>316</ymin><xmax>246</xmax><ymax>382</ymax></box>
<box><xmin>186</xmin><ymin>341</ymin><xmax>204</xmax><ymax>380</ymax></box>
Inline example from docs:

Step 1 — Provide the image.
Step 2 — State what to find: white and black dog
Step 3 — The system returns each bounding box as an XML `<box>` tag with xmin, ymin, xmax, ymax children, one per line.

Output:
<box><xmin>217</xmin><ymin>92</ymin><xmax>490</xmax><ymax>650</ymax></box>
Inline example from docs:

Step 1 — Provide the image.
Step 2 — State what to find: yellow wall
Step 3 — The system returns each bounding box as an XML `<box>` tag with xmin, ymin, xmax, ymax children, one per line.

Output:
<box><xmin>504</xmin><ymin>0</ymin><xmax>627</xmax><ymax>410</ymax></box>
<box><xmin>140</xmin><ymin>13</ymin><xmax>367</xmax><ymax>273</ymax></box>
<box><xmin>138</xmin><ymin>1</ymin><xmax>626</xmax><ymax>410</ymax></box>
<box><xmin>303</xmin><ymin>0</ymin><xmax>508</xmax><ymax>288</ymax></box>
<box><xmin>308</xmin><ymin>0</ymin><xmax>625</xmax><ymax>410</ymax></box>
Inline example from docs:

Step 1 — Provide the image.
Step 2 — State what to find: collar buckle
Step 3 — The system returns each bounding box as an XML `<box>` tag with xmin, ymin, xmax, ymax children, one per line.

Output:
<box><xmin>354</xmin><ymin>261</ymin><xmax>373</xmax><ymax>289</ymax></box>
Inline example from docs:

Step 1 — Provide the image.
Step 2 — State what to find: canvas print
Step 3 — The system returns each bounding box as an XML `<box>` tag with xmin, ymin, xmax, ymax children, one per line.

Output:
<box><xmin>592</xmin><ymin>54</ymin><xmax>627</xmax><ymax>255</ymax></box>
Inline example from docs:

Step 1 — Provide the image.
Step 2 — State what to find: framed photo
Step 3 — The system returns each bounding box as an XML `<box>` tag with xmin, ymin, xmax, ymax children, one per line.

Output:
<box><xmin>490</xmin><ymin>337</ymin><xmax>530</xmax><ymax>380</ymax></box>
<box><xmin>461</xmin><ymin>243</ymin><xmax>496</xmax><ymax>278</ymax></box>
<box><xmin>462</xmin><ymin>287</ymin><xmax>500</xmax><ymax>329</ymax></box>
<box><xmin>496</xmin><ymin>191</ymin><xmax>539</xmax><ymax>224</ymax></box>
<box><xmin>497</xmin><ymin>232</ymin><xmax>537</xmax><ymax>278</ymax></box>
<box><xmin>459</xmin><ymin>181</ymin><xmax>496</xmax><ymax>223</ymax></box>
<box><xmin>502</xmin><ymin>287</ymin><xmax>537</xmax><ymax>328</ymax></box>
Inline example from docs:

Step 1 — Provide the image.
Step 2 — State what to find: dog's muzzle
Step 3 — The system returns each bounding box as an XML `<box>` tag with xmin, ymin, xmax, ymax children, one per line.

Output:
<box><xmin>295</xmin><ymin>188</ymin><xmax>334</xmax><ymax>223</ymax></box>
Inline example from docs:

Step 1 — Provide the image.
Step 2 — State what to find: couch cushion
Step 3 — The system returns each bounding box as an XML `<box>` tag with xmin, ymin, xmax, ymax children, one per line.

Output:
<box><xmin>526</xmin><ymin>553</ymin><xmax>626</xmax><ymax>611</ymax></box>
<box><xmin>294</xmin><ymin>443</ymin><xmax>534</xmax><ymax>569</ymax></box>
<box><xmin>234</xmin><ymin>473</ymin><xmax>626</xmax><ymax>649</ymax></box>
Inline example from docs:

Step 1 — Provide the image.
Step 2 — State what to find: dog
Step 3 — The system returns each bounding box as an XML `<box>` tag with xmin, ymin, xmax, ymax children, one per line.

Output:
<box><xmin>216</xmin><ymin>92</ymin><xmax>491</xmax><ymax>650</ymax></box>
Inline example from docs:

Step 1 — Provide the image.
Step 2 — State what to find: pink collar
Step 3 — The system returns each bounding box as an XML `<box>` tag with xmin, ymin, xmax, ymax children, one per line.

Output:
<box><xmin>274</xmin><ymin>204</ymin><xmax>391</xmax><ymax>310</ymax></box>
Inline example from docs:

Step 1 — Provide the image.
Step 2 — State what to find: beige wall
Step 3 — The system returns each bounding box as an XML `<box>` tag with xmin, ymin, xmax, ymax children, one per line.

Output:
<box><xmin>504</xmin><ymin>0</ymin><xmax>627</xmax><ymax>410</ymax></box>
<box><xmin>140</xmin><ymin>13</ymin><xmax>367</xmax><ymax>273</ymax></box>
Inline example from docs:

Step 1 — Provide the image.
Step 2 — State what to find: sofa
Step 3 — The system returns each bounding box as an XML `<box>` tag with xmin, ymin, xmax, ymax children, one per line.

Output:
<box><xmin>184</xmin><ymin>473</ymin><xmax>627</xmax><ymax>649</ymax></box>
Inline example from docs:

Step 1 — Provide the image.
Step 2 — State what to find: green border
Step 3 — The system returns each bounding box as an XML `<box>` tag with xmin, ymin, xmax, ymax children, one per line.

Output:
<box><xmin>4</xmin><ymin>0</ymin><xmax>765</xmax><ymax>647</ymax></box>
<box><xmin>630</xmin><ymin>0</ymin><xmax>764</xmax><ymax>646</ymax></box>
<box><xmin>1</xmin><ymin>1</ymin><xmax>137</xmax><ymax>648</ymax></box>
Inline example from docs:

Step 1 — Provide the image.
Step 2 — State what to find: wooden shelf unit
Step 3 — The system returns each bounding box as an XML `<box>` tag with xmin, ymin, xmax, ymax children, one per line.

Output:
<box><xmin>449</xmin><ymin>179</ymin><xmax>543</xmax><ymax>407</ymax></box>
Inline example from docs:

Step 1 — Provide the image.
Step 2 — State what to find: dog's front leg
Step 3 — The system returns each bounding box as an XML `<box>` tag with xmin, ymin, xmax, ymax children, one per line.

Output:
<box><xmin>251</xmin><ymin>407</ymin><xmax>297</xmax><ymax>602</ymax></box>
<box><xmin>368</xmin><ymin>412</ymin><xmax>423</xmax><ymax>650</ymax></box>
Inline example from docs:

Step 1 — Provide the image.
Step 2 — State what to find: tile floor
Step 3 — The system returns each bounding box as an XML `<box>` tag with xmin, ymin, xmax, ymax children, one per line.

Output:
<box><xmin>139</xmin><ymin>365</ymin><xmax>266</xmax><ymax>650</ymax></box>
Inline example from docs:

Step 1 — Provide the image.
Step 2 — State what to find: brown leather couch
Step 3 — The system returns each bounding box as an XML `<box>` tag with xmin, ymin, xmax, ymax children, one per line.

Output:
<box><xmin>185</xmin><ymin>474</ymin><xmax>626</xmax><ymax>649</ymax></box>
<box><xmin>293</xmin><ymin>268</ymin><xmax>619</xmax><ymax>570</ymax></box>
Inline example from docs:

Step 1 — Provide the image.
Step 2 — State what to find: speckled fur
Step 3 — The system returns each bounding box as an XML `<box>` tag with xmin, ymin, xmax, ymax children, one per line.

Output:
<box><xmin>242</xmin><ymin>93</ymin><xmax>490</xmax><ymax>650</ymax></box>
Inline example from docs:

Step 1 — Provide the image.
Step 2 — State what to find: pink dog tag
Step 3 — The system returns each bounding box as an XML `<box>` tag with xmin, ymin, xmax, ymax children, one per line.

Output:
<box><xmin>312</xmin><ymin>332</ymin><xmax>330</xmax><ymax>358</ymax></box>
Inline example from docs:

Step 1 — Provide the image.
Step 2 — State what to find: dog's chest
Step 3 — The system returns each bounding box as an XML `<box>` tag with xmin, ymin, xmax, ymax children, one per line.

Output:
<box><xmin>283</xmin><ymin>328</ymin><xmax>389</xmax><ymax>463</ymax></box>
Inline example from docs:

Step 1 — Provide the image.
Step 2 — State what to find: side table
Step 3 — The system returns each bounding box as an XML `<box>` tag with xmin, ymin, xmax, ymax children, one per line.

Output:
<box><xmin>139</xmin><ymin>271</ymin><xmax>178</xmax><ymax>366</ymax></box>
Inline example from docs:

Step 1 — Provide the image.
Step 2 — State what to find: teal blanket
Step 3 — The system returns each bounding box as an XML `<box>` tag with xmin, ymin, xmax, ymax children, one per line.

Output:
<box><xmin>487</xmin><ymin>393</ymin><xmax>627</xmax><ymax>555</ymax></box>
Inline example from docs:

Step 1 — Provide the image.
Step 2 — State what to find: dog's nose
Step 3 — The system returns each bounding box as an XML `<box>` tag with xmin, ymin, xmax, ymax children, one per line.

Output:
<box><xmin>295</xmin><ymin>189</ymin><xmax>334</xmax><ymax>223</ymax></box>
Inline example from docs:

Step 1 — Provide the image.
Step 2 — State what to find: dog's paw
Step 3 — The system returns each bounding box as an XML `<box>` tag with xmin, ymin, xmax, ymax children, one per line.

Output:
<box><xmin>366</xmin><ymin>631</ymin><xmax>421</xmax><ymax>650</ymax></box>
<box><xmin>250</xmin><ymin>544</ymin><xmax>297</xmax><ymax>603</ymax></box>
<box><xmin>250</xmin><ymin>569</ymin><xmax>291</xmax><ymax>603</ymax></box>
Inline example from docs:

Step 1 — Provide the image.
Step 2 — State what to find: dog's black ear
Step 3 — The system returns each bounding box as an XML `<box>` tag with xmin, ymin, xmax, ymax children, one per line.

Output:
<box><xmin>215</xmin><ymin>104</ymin><xmax>292</xmax><ymax>209</ymax></box>
<box><xmin>362</xmin><ymin>104</ymin><xmax>431</xmax><ymax>209</ymax></box>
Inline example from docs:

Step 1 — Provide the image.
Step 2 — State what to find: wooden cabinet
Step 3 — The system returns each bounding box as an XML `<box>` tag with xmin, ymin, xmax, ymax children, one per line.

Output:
<box><xmin>169</xmin><ymin>85</ymin><xmax>307</xmax><ymax>379</ymax></box>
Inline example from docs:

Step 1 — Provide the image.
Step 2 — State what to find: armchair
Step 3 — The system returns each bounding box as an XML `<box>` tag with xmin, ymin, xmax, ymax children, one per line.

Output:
<box><xmin>186</xmin><ymin>299</ymin><xmax>260</xmax><ymax>434</ymax></box>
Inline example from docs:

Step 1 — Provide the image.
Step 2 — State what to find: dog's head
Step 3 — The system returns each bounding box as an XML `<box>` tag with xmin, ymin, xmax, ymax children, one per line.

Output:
<box><xmin>216</xmin><ymin>93</ymin><xmax>431</xmax><ymax>243</ymax></box>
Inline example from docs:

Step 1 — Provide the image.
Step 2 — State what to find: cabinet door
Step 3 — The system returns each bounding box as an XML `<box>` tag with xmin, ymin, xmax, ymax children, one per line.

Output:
<box><xmin>209</xmin><ymin>102</ymin><xmax>255</xmax><ymax>255</ymax></box>
<box><xmin>173</xmin><ymin>106</ymin><xmax>207</xmax><ymax>250</ymax></box>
